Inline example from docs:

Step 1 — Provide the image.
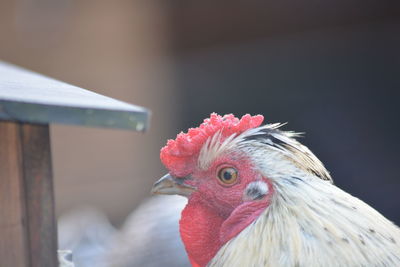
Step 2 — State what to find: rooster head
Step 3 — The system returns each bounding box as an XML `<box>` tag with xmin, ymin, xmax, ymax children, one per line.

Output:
<box><xmin>151</xmin><ymin>113</ymin><xmax>331</xmax><ymax>266</ymax></box>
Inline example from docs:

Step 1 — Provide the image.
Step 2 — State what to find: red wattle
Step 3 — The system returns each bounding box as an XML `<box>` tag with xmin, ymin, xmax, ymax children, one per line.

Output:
<box><xmin>180</xmin><ymin>194</ymin><xmax>269</xmax><ymax>266</ymax></box>
<box><xmin>180</xmin><ymin>198</ymin><xmax>224</xmax><ymax>267</ymax></box>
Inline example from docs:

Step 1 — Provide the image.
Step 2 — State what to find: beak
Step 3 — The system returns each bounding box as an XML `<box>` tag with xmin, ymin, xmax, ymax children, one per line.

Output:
<box><xmin>151</xmin><ymin>173</ymin><xmax>196</xmax><ymax>197</ymax></box>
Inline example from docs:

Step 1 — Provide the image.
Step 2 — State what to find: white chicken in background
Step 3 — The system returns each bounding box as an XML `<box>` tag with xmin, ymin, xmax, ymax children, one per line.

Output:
<box><xmin>58</xmin><ymin>196</ymin><xmax>189</xmax><ymax>267</ymax></box>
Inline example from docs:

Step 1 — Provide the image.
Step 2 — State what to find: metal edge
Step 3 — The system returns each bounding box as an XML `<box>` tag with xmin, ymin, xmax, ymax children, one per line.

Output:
<box><xmin>0</xmin><ymin>100</ymin><xmax>150</xmax><ymax>132</ymax></box>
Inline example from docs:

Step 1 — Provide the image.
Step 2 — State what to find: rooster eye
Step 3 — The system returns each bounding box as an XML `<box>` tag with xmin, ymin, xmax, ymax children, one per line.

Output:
<box><xmin>217</xmin><ymin>167</ymin><xmax>238</xmax><ymax>185</ymax></box>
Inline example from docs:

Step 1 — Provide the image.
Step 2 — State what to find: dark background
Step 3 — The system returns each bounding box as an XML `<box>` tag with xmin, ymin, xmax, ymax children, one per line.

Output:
<box><xmin>170</xmin><ymin>2</ymin><xmax>400</xmax><ymax>223</ymax></box>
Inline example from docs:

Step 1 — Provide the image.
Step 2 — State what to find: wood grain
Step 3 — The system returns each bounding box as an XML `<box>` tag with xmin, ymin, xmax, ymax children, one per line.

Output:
<box><xmin>21</xmin><ymin>123</ymin><xmax>58</xmax><ymax>267</ymax></box>
<box><xmin>0</xmin><ymin>121</ymin><xmax>58</xmax><ymax>267</ymax></box>
<box><xmin>0</xmin><ymin>121</ymin><xmax>29</xmax><ymax>267</ymax></box>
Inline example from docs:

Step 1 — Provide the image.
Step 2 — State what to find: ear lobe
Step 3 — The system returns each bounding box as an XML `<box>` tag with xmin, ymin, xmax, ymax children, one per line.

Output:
<box><xmin>219</xmin><ymin>199</ymin><xmax>269</xmax><ymax>245</ymax></box>
<box><xmin>243</xmin><ymin>180</ymin><xmax>269</xmax><ymax>201</ymax></box>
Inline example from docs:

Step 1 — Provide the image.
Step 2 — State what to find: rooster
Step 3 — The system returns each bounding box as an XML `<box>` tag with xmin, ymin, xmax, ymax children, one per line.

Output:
<box><xmin>151</xmin><ymin>113</ymin><xmax>400</xmax><ymax>267</ymax></box>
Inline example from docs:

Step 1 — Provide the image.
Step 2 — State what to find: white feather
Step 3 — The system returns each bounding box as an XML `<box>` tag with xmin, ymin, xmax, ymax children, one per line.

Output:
<box><xmin>210</xmin><ymin>175</ymin><xmax>400</xmax><ymax>266</ymax></box>
<box><xmin>197</xmin><ymin>124</ymin><xmax>400</xmax><ymax>266</ymax></box>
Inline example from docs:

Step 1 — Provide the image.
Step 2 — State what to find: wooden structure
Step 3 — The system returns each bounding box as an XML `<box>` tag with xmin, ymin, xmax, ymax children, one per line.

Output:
<box><xmin>0</xmin><ymin>62</ymin><xmax>149</xmax><ymax>266</ymax></box>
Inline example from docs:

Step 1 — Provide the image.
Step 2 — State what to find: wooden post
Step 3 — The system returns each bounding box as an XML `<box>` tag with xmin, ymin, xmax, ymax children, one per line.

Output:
<box><xmin>0</xmin><ymin>121</ymin><xmax>58</xmax><ymax>267</ymax></box>
<box><xmin>0</xmin><ymin>61</ymin><xmax>149</xmax><ymax>266</ymax></box>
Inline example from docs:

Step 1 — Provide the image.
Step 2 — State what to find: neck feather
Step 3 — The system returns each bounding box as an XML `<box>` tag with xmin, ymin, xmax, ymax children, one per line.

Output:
<box><xmin>209</xmin><ymin>176</ymin><xmax>400</xmax><ymax>266</ymax></box>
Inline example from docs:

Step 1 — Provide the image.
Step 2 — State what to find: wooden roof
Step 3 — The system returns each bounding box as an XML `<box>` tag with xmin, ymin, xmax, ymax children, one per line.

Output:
<box><xmin>0</xmin><ymin>62</ymin><xmax>149</xmax><ymax>131</ymax></box>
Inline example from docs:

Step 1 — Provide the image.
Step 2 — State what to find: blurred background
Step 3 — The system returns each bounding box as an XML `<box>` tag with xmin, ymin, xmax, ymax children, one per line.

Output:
<box><xmin>0</xmin><ymin>1</ymin><xmax>399</xmax><ymax>266</ymax></box>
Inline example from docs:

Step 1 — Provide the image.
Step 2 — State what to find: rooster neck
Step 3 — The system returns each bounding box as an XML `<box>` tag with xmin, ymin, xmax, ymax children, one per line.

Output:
<box><xmin>209</xmin><ymin>176</ymin><xmax>400</xmax><ymax>266</ymax></box>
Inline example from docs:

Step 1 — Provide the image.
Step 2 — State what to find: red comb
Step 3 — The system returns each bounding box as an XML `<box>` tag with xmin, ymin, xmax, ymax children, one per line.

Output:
<box><xmin>160</xmin><ymin>113</ymin><xmax>264</xmax><ymax>177</ymax></box>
